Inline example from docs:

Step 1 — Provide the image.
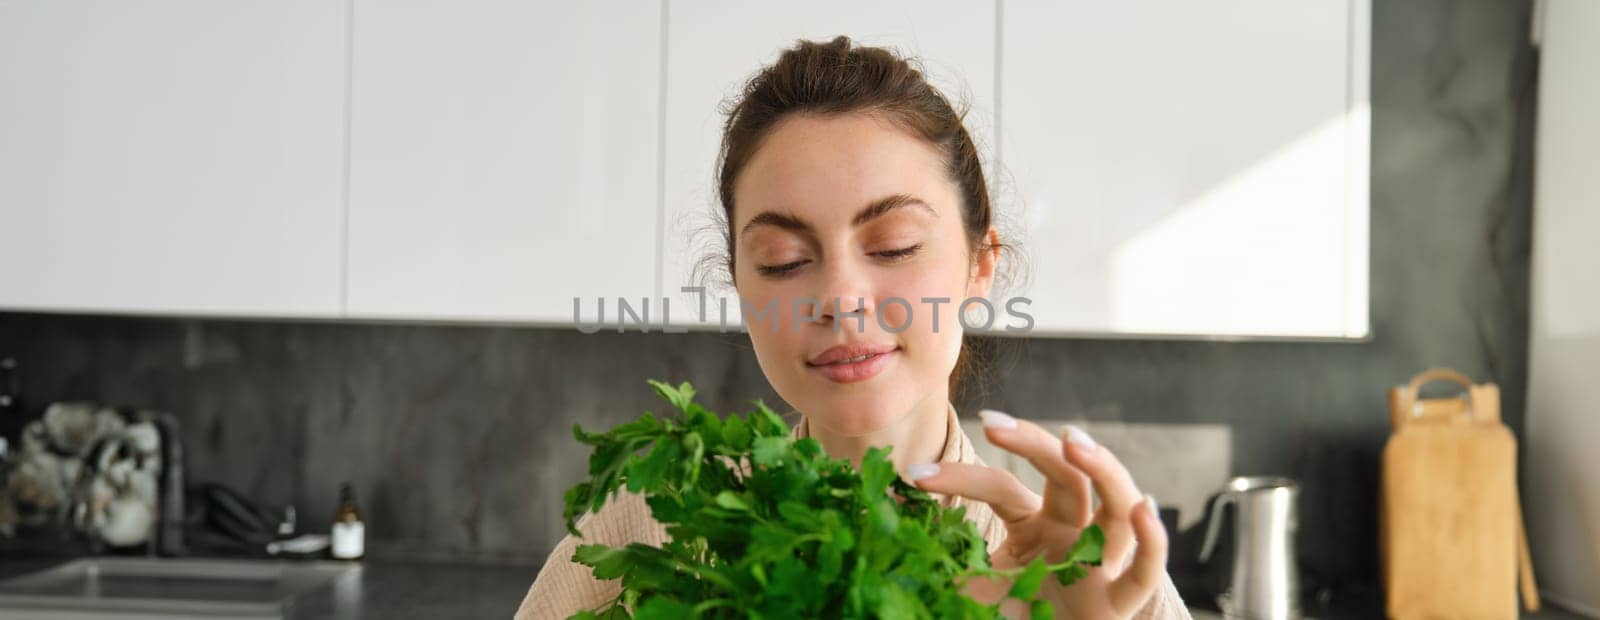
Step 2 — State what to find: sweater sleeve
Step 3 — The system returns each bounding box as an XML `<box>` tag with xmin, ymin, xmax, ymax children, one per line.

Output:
<box><xmin>514</xmin><ymin>491</ymin><xmax>665</xmax><ymax>620</ymax></box>
<box><xmin>1131</xmin><ymin>571</ymin><xmax>1193</xmax><ymax>620</ymax></box>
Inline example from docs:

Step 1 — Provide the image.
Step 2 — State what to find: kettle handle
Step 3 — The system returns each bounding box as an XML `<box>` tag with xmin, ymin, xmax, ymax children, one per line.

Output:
<box><xmin>1198</xmin><ymin>491</ymin><xmax>1235</xmax><ymax>563</ymax></box>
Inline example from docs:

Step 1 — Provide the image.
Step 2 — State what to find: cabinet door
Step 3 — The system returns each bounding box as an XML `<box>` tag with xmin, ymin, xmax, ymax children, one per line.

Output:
<box><xmin>659</xmin><ymin>1</ymin><xmax>997</xmax><ymax>329</ymax></box>
<box><xmin>0</xmin><ymin>0</ymin><xmax>347</xmax><ymax>317</ymax></box>
<box><xmin>346</xmin><ymin>0</ymin><xmax>661</xmax><ymax>325</ymax></box>
<box><xmin>1001</xmin><ymin>0</ymin><xmax>1369</xmax><ymax>338</ymax></box>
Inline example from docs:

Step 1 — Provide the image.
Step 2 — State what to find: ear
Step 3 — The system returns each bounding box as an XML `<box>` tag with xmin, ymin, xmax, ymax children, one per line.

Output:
<box><xmin>967</xmin><ymin>226</ymin><xmax>1001</xmax><ymax>299</ymax></box>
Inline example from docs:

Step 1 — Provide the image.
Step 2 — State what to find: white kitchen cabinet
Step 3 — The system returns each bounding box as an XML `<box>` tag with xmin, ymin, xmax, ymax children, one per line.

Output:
<box><xmin>658</xmin><ymin>0</ymin><xmax>998</xmax><ymax>329</ymax></box>
<box><xmin>0</xmin><ymin>0</ymin><xmax>1371</xmax><ymax>338</ymax></box>
<box><xmin>344</xmin><ymin>0</ymin><xmax>662</xmax><ymax>326</ymax></box>
<box><xmin>0</xmin><ymin>0</ymin><xmax>348</xmax><ymax>317</ymax></box>
<box><xmin>1000</xmin><ymin>0</ymin><xmax>1370</xmax><ymax>338</ymax></box>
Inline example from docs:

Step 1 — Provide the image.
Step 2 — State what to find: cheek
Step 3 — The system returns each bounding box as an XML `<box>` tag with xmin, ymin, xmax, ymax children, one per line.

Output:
<box><xmin>877</xmin><ymin>247</ymin><xmax>971</xmax><ymax>327</ymax></box>
<box><xmin>736</xmin><ymin>281</ymin><xmax>804</xmax><ymax>376</ymax></box>
<box><xmin>876</xmin><ymin>255</ymin><xmax>969</xmax><ymax>370</ymax></box>
<box><xmin>878</xmin><ymin>296</ymin><xmax>912</xmax><ymax>331</ymax></box>
<box><xmin>747</xmin><ymin>328</ymin><xmax>796</xmax><ymax>383</ymax></box>
<box><xmin>736</xmin><ymin>278</ymin><xmax>803</xmax><ymax>335</ymax></box>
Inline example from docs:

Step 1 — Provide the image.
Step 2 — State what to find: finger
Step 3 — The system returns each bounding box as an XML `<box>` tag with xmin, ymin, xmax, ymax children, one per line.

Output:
<box><xmin>1097</xmin><ymin>512</ymin><xmax>1139</xmax><ymax>577</ymax></box>
<box><xmin>903</xmin><ymin>461</ymin><xmax>1042</xmax><ymax>523</ymax></box>
<box><xmin>1108</xmin><ymin>494</ymin><xmax>1169</xmax><ymax>615</ymax></box>
<box><xmin>961</xmin><ymin>573</ymin><xmax>1010</xmax><ymax>605</ymax></box>
<box><xmin>978</xmin><ymin>410</ymin><xmax>1093</xmax><ymax>525</ymax></box>
<box><xmin>1059</xmin><ymin>424</ymin><xmax>1143</xmax><ymax>519</ymax></box>
<box><xmin>1060</xmin><ymin>425</ymin><xmax>1144</xmax><ymax>568</ymax></box>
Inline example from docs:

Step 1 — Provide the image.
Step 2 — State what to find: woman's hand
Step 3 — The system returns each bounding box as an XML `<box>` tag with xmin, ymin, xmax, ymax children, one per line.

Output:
<box><xmin>905</xmin><ymin>409</ymin><xmax>1169</xmax><ymax>619</ymax></box>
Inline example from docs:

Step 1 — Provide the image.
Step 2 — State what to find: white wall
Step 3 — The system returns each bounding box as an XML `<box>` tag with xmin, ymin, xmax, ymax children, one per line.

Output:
<box><xmin>1525</xmin><ymin>0</ymin><xmax>1600</xmax><ymax>614</ymax></box>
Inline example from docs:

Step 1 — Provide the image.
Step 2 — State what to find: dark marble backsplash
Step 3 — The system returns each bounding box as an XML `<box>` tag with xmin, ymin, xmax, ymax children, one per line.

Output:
<box><xmin>0</xmin><ymin>0</ymin><xmax>1535</xmax><ymax>604</ymax></box>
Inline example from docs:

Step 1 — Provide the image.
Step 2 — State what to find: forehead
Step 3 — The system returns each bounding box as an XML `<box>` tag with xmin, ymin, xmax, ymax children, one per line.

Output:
<box><xmin>731</xmin><ymin>113</ymin><xmax>955</xmax><ymax>229</ymax></box>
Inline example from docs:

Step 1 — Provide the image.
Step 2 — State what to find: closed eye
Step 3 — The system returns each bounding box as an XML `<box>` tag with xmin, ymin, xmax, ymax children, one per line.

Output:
<box><xmin>872</xmin><ymin>243</ymin><xmax>923</xmax><ymax>261</ymax></box>
<box><xmin>756</xmin><ymin>243</ymin><xmax>921</xmax><ymax>277</ymax></box>
<box><xmin>756</xmin><ymin>259</ymin><xmax>809</xmax><ymax>277</ymax></box>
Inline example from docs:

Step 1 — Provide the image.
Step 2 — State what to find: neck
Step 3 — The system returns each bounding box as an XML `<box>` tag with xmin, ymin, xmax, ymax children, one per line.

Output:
<box><xmin>806</xmin><ymin>389</ymin><xmax>951</xmax><ymax>472</ymax></box>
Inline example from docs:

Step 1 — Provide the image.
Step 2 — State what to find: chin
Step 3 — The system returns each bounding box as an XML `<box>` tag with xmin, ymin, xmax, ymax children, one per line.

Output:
<box><xmin>799</xmin><ymin>387</ymin><xmax>910</xmax><ymax>438</ymax></box>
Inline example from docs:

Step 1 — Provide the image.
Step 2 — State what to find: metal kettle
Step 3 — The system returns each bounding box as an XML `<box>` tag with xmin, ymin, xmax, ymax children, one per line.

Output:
<box><xmin>1199</xmin><ymin>476</ymin><xmax>1302</xmax><ymax>620</ymax></box>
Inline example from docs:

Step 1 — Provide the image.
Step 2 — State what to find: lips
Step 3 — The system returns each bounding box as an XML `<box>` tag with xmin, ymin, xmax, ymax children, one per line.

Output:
<box><xmin>806</xmin><ymin>342</ymin><xmax>899</xmax><ymax>383</ymax></box>
<box><xmin>807</xmin><ymin>343</ymin><xmax>898</xmax><ymax>366</ymax></box>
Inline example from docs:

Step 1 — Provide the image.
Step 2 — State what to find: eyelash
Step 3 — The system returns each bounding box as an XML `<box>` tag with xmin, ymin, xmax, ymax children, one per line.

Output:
<box><xmin>874</xmin><ymin>243</ymin><xmax>923</xmax><ymax>260</ymax></box>
<box><xmin>756</xmin><ymin>260</ymin><xmax>808</xmax><ymax>277</ymax></box>
<box><xmin>755</xmin><ymin>243</ymin><xmax>924</xmax><ymax>278</ymax></box>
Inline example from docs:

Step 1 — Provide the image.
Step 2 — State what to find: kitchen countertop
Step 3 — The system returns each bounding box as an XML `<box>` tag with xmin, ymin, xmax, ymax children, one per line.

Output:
<box><xmin>280</xmin><ymin>559</ymin><xmax>538</xmax><ymax>619</ymax></box>
<box><xmin>0</xmin><ymin>555</ymin><xmax>540</xmax><ymax>619</ymax></box>
<box><xmin>1181</xmin><ymin>596</ymin><xmax>1590</xmax><ymax>620</ymax></box>
<box><xmin>2</xmin><ymin>555</ymin><xmax>1591</xmax><ymax>619</ymax></box>
<box><xmin>1186</xmin><ymin>607</ymin><xmax>1589</xmax><ymax>620</ymax></box>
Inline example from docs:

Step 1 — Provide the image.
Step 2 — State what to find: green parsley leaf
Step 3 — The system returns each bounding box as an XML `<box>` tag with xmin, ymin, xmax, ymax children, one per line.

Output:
<box><xmin>560</xmin><ymin>380</ymin><xmax>1107</xmax><ymax>619</ymax></box>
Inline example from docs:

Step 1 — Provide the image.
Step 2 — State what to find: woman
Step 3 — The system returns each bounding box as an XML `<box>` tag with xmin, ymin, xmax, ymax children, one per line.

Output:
<box><xmin>519</xmin><ymin>36</ymin><xmax>1191</xmax><ymax>619</ymax></box>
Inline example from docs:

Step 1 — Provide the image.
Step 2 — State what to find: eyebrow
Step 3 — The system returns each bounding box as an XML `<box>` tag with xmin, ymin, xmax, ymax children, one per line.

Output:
<box><xmin>738</xmin><ymin>193</ymin><xmax>935</xmax><ymax>238</ymax></box>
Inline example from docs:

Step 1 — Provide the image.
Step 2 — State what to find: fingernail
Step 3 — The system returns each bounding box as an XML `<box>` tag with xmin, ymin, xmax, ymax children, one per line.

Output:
<box><xmin>1063</xmin><ymin>424</ymin><xmax>1097</xmax><ymax>450</ymax></box>
<box><xmin>978</xmin><ymin>409</ymin><xmax>1017</xmax><ymax>430</ymax></box>
<box><xmin>1145</xmin><ymin>493</ymin><xmax>1158</xmax><ymax>512</ymax></box>
<box><xmin>905</xmin><ymin>463</ymin><xmax>940</xmax><ymax>482</ymax></box>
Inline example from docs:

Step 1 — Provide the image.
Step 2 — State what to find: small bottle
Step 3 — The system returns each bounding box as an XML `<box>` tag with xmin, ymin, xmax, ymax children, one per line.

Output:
<box><xmin>330</xmin><ymin>483</ymin><xmax>365</xmax><ymax>560</ymax></box>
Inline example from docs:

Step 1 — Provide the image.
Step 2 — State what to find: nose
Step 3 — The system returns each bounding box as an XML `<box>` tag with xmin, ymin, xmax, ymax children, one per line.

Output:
<box><xmin>811</xmin><ymin>261</ymin><xmax>875</xmax><ymax>328</ymax></box>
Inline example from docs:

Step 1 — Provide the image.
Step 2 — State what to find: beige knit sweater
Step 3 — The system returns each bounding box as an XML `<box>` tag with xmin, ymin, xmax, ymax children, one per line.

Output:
<box><xmin>517</xmin><ymin>404</ymin><xmax>1192</xmax><ymax>619</ymax></box>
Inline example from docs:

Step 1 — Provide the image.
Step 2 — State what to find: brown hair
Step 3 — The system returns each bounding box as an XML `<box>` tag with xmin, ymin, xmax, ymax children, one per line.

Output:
<box><xmin>708</xmin><ymin>35</ymin><xmax>1016</xmax><ymax>402</ymax></box>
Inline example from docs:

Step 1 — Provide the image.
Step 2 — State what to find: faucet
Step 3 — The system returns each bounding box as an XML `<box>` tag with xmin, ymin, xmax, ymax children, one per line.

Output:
<box><xmin>0</xmin><ymin>356</ymin><xmax>19</xmax><ymax>413</ymax></box>
<box><xmin>148</xmin><ymin>411</ymin><xmax>187</xmax><ymax>556</ymax></box>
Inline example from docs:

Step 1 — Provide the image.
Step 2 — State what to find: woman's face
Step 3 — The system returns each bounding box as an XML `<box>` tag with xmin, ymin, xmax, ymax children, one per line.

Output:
<box><xmin>730</xmin><ymin>112</ymin><xmax>996</xmax><ymax>438</ymax></box>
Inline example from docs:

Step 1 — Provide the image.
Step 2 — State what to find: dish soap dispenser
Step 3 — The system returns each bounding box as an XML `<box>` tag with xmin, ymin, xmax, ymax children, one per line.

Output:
<box><xmin>330</xmin><ymin>482</ymin><xmax>365</xmax><ymax>560</ymax></box>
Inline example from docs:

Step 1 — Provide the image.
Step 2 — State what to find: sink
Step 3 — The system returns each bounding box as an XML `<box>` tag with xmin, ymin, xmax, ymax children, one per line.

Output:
<box><xmin>0</xmin><ymin>557</ymin><xmax>359</xmax><ymax>619</ymax></box>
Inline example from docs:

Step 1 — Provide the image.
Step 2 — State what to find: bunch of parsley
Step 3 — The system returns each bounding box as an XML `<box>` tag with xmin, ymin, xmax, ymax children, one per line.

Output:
<box><xmin>562</xmin><ymin>380</ymin><xmax>1103</xmax><ymax>619</ymax></box>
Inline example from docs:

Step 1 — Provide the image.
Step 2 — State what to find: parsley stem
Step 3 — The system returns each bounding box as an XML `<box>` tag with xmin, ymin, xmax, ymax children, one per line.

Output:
<box><xmin>972</xmin><ymin>558</ymin><xmax>1089</xmax><ymax>580</ymax></box>
<box><xmin>692</xmin><ymin>598</ymin><xmax>735</xmax><ymax>615</ymax></box>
